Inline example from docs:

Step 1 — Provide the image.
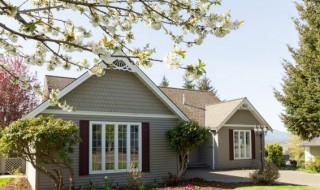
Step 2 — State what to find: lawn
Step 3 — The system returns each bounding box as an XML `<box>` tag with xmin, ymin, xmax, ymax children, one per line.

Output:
<box><xmin>235</xmin><ymin>185</ymin><xmax>320</xmax><ymax>190</ymax></box>
<box><xmin>0</xmin><ymin>178</ymin><xmax>12</xmax><ymax>186</ymax></box>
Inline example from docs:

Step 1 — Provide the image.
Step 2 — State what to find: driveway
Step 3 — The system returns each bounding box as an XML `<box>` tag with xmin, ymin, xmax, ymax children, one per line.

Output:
<box><xmin>184</xmin><ymin>169</ymin><xmax>320</xmax><ymax>187</ymax></box>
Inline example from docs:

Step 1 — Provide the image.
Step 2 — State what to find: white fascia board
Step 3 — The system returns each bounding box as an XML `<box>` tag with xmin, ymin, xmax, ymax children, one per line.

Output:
<box><xmin>42</xmin><ymin>109</ymin><xmax>178</xmax><ymax>119</ymax></box>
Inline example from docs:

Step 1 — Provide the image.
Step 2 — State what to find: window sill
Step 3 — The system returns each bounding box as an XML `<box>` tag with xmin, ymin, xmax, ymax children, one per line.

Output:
<box><xmin>234</xmin><ymin>158</ymin><xmax>252</xmax><ymax>160</ymax></box>
<box><xmin>89</xmin><ymin>169</ymin><xmax>128</xmax><ymax>174</ymax></box>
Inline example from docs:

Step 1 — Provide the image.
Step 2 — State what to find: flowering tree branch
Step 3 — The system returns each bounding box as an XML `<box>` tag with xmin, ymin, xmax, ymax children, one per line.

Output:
<box><xmin>0</xmin><ymin>0</ymin><xmax>242</xmax><ymax>111</ymax></box>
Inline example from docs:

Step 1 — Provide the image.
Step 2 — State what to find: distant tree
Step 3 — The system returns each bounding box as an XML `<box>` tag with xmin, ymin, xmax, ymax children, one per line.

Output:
<box><xmin>265</xmin><ymin>143</ymin><xmax>285</xmax><ymax>167</ymax></box>
<box><xmin>182</xmin><ymin>75</ymin><xmax>195</xmax><ymax>90</ymax></box>
<box><xmin>166</xmin><ymin>120</ymin><xmax>208</xmax><ymax>178</ymax></box>
<box><xmin>0</xmin><ymin>116</ymin><xmax>81</xmax><ymax>190</ymax></box>
<box><xmin>274</xmin><ymin>1</ymin><xmax>320</xmax><ymax>140</ymax></box>
<box><xmin>196</xmin><ymin>75</ymin><xmax>218</xmax><ymax>95</ymax></box>
<box><xmin>286</xmin><ymin>134</ymin><xmax>305</xmax><ymax>165</ymax></box>
<box><xmin>160</xmin><ymin>75</ymin><xmax>169</xmax><ymax>87</ymax></box>
<box><xmin>0</xmin><ymin>57</ymin><xmax>38</xmax><ymax>128</ymax></box>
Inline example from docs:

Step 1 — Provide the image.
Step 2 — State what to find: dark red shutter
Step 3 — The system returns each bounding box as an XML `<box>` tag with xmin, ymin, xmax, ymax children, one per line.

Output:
<box><xmin>142</xmin><ymin>122</ymin><xmax>150</xmax><ymax>172</ymax></box>
<box><xmin>79</xmin><ymin>120</ymin><xmax>89</xmax><ymax>176</ymax></box>
<box><xmin>251</xmin><ymin>130</ymin><xmax>255</xmax><ymax>159</ymax></box>
<box><xmin>229</xmin><ymin>129</ymin><xmax>234</xmax><ymax>160</ymax></box>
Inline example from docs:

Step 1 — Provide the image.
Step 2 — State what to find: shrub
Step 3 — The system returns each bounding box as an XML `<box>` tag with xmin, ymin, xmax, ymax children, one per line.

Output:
<box><xmin>127</xmin><ymin>162</ymin><xmax>143</xmax><ymax>186</ymax></box>
<box><xmin>162</xmin><ymin>172</ymin><xmax>179</xmax><ymax>187</ymax></box>
<box><xmin>265</xmin><ymin>142</ymin><xmax>285</xmax><ymax>167</ymax></box>
<box><xmin>290</xmin><ymin>160</ymin><xmax>297</xmax><ymax>168</ymax></box>
<box><xmin>249</xmin><ymin>160</ymin><xmax>280</xmax><ymax>185</ymax></box>
<box><xmin>305</xmin><ymin>156</ymin><xmax>320</xmax><ymax>173</ymax></box>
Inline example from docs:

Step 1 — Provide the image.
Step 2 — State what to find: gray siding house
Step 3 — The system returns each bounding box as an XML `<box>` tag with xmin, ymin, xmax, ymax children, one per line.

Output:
<box><xmin>24</xmin><ymin>55</ymin><xmax>272</xmax><ymax>190</ymax></box>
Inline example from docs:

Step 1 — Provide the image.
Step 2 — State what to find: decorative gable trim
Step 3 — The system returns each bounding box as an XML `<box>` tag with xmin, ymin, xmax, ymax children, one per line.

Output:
<box><xmin>24</xmin><ymin>52</ymin><xmax>188</xmax><ymax>121</ymax></box>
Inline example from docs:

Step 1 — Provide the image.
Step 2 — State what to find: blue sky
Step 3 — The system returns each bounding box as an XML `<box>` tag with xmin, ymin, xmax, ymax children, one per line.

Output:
<box><xmin>29</xmin><ymin>0</ymin><xmax>299</xmax><ymax>132</ymax></box>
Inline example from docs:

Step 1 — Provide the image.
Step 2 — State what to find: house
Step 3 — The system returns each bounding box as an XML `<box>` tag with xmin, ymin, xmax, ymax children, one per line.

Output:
<box><xmin>300</xmin><ymin>137</ymin><xmax>320</xmax><ymax>162</ymax></box>
<box><xmin>24</xmin><ymin>54</ymin><xmax>272</xmax><ymax>190</ymax></box>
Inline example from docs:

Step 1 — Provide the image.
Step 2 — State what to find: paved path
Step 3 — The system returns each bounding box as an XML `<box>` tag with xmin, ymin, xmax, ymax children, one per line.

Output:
<box><xmin>184</xmin><ymin>169</ymin><xmax>320</xmax><ymax>187</ymax></box>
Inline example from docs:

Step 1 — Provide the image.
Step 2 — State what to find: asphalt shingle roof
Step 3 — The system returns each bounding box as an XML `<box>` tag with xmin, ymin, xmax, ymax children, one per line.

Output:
<box><xmin>205</xmin><ymin>98</ymin><xmax>245</xmax><ymax>129</ymax></box>
<box><xmin>160</xmin><ymin>87</ymin><xmax>221</xmax><ymax>126</ymax></box>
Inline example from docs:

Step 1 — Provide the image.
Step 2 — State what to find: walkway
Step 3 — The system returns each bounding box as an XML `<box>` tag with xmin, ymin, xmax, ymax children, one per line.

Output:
<box><xmin>184</xmin><ymin>169</ymin><xmax>320</xmax><ymax>187</ymax></box>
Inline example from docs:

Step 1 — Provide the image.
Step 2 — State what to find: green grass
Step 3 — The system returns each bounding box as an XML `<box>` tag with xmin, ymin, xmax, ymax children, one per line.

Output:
<box><xmin>235</xmin><ymin>185</ymin><xmax>320</xmax><ymax>190</ymax></box>
<box><xmin>0</xmin><ymin>178</ymin><xmax>12</xmax><ymax>186</ymax></box>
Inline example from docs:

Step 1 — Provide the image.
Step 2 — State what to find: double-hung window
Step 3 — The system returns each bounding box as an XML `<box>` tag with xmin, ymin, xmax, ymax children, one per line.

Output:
<box><xmin>234</xmin><ymin>130</ymin><xmax>252</xmax><ymax>159</ymax></box>
<box><xmin>89</xmin><ymin>122</ymin><xmax>142</xmax><ymax>174</ymax></box>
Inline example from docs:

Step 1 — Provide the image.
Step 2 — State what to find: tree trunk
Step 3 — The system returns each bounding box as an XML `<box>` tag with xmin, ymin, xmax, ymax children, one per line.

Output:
<box><xmin>177</xmin><ymin>152</ymin><xmax>189</xmax><ymax>178</ymax></box>
<box><xmin>66</xmin><ymin>164</ymin><xmax>75</xmax><ymax>190</ymax></box>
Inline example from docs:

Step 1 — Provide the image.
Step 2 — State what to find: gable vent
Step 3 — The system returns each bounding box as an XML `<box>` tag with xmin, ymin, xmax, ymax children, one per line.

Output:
<box><xmin>239</xmin><ymin>104</ymin><xmax>250</xmax><ymax>110</ymax></box>
<box><xmin>107</xmin><ymin>59</ymin><xmax>133</xmax><ymax>72</ymax></box>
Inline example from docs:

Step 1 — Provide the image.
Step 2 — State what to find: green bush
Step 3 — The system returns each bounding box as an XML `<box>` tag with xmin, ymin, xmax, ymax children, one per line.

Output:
<box><xmin>265</xmin><ymin>142</ymin><xmax>285</xmax><ymax>167</ymax></box>
<box><xmin>305</xmin><ymin>156</ymin><xmax>320</xmax><ymax>173</ymax></box>
<box><xmin>249</xmin><ymin>160</ymin><xmax>280</xmax><ymax>185</ymax></box>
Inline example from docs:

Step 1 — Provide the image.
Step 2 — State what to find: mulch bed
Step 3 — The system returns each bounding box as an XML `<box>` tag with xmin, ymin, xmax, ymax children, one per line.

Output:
<box><xmin>156</xmin><ymin>178</ymin><xmax>254</xmax><ymax>190</ymax></box>
<box><xmin>0</xmin><ymin>178</ymin><xmax>32</xmax><ymax>190</ymax></box>
<box><xmin>0</xmin><ymin>177</ymin><xmax>255</xmax><ymax>190</ymax></box>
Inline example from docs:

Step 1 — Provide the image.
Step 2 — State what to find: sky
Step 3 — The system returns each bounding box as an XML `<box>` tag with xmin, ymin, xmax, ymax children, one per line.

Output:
<box><xmin>27</xmin><ymin>0</ymin><xmax>300</xmax><ymax>132</ymax></box>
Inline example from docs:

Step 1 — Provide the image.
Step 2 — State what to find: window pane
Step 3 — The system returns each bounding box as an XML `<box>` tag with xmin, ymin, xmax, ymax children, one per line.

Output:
<box><xmin>118</xmin><ymin>125</ymin><xmax>127</xmax><ymax>170</ymax></box>
<box><xmin>92</xmin><ymin>124</ymin><xmax>102</xmax><ymax>171</ymax></box>
<box><xmin>130</xmin><ymin>125</ymin><xmax>139</xmax><ymax>168</ymax></box>
<box><xmin>105</xmin><ymin>124</ymin><xmax>115</xmax><ymax>170</ymax></box>
<box><xmin>240</xmin><ymin>131</ymin><xmax>245</xmax><ymax>158</ymax></box>
<box><xmin>234</xmin><ymin>131</ymin><xmax>239</xmax><ymax>158</ymax></box>
<box><xmin>246</xmin><ymin>131</ymin><xmax>251</xmax><ymax>158</ymax></box>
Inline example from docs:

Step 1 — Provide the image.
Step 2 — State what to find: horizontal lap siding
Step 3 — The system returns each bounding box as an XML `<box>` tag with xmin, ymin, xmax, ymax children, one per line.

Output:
<box><xmin>198</xmin><ymin>134</ymin><xmax>213</xmax><ymax>168</ymax></box>
<box><xmin>215</xmin><ymin>127</ymin><xmax>261</xmax><ymax>170</ymax></box>
<box><xmin>226</xmin><ymin>110</ymin><xmax>260</xmax><ymax>125</ymax></box>
<box><xmin>311</xmin><ymin>147</ymin><xmax>320</xmax><ymax>157</ymax></box>
<box><xmin>50</xmin><ymin>70</ymin><xmax>172</xmax><ymax>115</ymax></box>
<box><xmin>37</xmin><ymin>114</ymin><xmax>178</xmax><ymax>190</ymax></box>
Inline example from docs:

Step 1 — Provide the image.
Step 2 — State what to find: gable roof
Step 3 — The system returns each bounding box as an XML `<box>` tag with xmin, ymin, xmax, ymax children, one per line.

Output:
<box><xmin>160</xmin><ymin>87</ymin><xmax>220</xmax><ymax>126</ymax></box>
<box><xmin>300</xmin><ymin>137</ymin><xmax>320</xmax><ymax>147</ymax></box>
<box><xmin>24</xmin><ymin>52</ymin><xmax>188</xmax><ymax>120</ymax></box>
<box><xmin>205</xmin><ymin>97</ymin><xmax>272</xmax><ymax>131</ymax></box>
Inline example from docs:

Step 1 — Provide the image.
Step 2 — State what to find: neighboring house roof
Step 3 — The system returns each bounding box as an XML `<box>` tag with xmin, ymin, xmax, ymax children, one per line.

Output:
<box><xmin>160</xmin><ymin>87</ymin><xmax>221</xmax><ymax>126</ymax></box>
<box><xmin>46</xmin><ymin>75</ymin><xmax>75</xmax><ymax>92</ymax></box>
<box><xmin>300</xmin><ymin>137</ymin><xmax>320</xmax><ymax>147</ymax></box>
<box><xmin>205</xmin><ymin>97</ymin><xmax>273</xmax><ymax>131</ymax></box>
<box><xmin>24</xmin><ymin>52</ymin><xmax>188</xmax><ymax>120</ymax></box>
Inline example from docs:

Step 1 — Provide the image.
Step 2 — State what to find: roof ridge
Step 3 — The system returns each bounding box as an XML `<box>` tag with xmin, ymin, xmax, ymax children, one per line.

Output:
<box><xmin>45</xmin><ymin>75</ymin><xmax>76</xmax><ymax>79</ymax></box>
<box><xmin>208</xmin><ymin>97</ymin><xmax>246</xmax><ymax>106</ymax></box>
<box><xmin>160</xmin><ymin>86</ymin><xmax>215</xmax><ymax>93</ymax></box>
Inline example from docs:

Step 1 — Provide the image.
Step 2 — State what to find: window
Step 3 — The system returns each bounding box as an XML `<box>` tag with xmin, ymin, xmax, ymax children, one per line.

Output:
<box><xmin>234</xmin><ymin>130</ymin><xmax>251</xmax><ymax>159</ymax></box>
<box><xmin>89</xmin><ymin>122</ymin><xmax>142</xmax><ymax>174</ymax></box>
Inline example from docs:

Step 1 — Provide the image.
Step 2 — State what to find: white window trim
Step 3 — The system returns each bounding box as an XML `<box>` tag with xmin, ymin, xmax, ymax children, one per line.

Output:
<box><xmin>233</xmin><ymin>130</ymin><xmax>252</xmax><ymax>160</ymax></box>
<box><xmin>89</xmin><ymin>121</ymin><xmax>142</xmax><ymax>174</ymax></box>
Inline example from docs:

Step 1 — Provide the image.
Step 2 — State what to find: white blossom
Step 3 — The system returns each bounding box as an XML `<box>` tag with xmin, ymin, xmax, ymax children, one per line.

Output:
<box><xmin>74</xmin><ymin>32</ymin><xmax>84</xmax><ymax>44</ymax></box>
<box><xmin>163</xmin><ymin>51</ymin><xmax>183</xmax><ymax>70</ymax></box>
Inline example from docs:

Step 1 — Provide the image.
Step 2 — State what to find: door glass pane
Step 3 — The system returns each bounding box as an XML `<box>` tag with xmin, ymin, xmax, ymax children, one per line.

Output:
<box><xmin>246</xmin><ymin>131</ymin><xmax>251</xmax><ymax>158</ymax></box>
<box><xmin>118</xmin><ymin>125</ymin><xmax>127</xmax><ymax>170</ymax></box>
<box><xmin>130</xmin><ymin>125</ymin><xmax>139</xmax><ymax>168</ymax></box>
<box><xmin>240</xmin><ymin>131</ymin><xmax>245</xmax><ymax>158</ymax></box>
<box><xmin>234</xmin><ymin>131</ymin><xmax>239</xmax><ymax>158</ymax></box>
<box><xmin>92</xmin><ymin>124</ymin><xmax>102</xmax><ymax>171</ymax></box>
<box><xmin>105</xmin><ymin>124</ymin><xmax>115</xmax><ymax>170</ymax></box>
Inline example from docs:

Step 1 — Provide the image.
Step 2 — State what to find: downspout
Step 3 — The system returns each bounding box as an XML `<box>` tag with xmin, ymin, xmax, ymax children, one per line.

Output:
<box><xmin>209</xmin><ymin>130</ymin><xmax>216</xmax><ymax>170</ymax></box>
